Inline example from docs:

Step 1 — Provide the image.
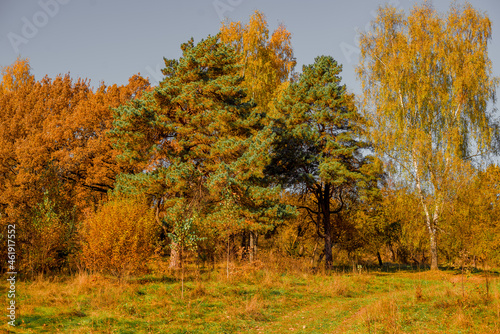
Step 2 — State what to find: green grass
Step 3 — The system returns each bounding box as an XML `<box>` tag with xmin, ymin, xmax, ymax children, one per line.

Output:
<box><xmin>2</xmin><ymin>264</ymin><xmax>500</xmax><ymax>333</ymax></box>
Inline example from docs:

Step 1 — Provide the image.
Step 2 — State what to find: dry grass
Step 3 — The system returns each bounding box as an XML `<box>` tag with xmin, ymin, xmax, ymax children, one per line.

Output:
<box><xmin>3</xmin><ymin>262</ymin><xmax>500</xmax><ymax>333</ymax></box>
<box><xmin>242</xmin><ymin>294</ymin><xmax>267</xmax><ymax>321</ymax></box>
<box><xmin>415</xmin><ymin>283</ymin><xmax>424</xmax><ymax>302</ymax></box>
<box><xmin>361</xmin><ymin>297</ymin><xmax>401</xmax><ymax>334</ymax></box>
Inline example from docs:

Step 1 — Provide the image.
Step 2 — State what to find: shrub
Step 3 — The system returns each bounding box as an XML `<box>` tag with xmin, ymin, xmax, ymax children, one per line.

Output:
<box><xmin>80</xmin><ymin>198</ymin><xmax>159</xmax><ymax>276</ymax></box>
<box><xmin>22</xmin><ymin>191</ymin><xmax>77</xmax><ymax>276</ymax></box>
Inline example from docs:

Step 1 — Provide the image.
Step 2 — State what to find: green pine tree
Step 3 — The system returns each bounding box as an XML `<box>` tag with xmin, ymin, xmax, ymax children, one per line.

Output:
<box><xmin>111</xmin><ymin>35</ymin><xmax>291</xmax><ymax>267</ymax></box>
<box><xmin>267</xmin><ymin>56</ymin><xmax>381</xmax><ymax>269</ymax></box>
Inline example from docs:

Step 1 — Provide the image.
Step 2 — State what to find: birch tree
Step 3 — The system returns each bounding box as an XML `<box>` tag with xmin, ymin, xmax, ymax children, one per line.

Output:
<box><xmin>220</xmin><ymin>10</ymin><xmax>296</xmax><ymax>117</ymax></box>
<box><xmin>357</xmin><ymin>1</ymin><xmax>499</xmax><ymax>270</ymax></box>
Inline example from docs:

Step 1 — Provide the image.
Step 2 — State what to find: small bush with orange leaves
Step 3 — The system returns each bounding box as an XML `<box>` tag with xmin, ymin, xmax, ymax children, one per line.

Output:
<box><xmin>80</xmin><ymin>198</ymin><xmax>160</xmax><ymax>276</ymax></box>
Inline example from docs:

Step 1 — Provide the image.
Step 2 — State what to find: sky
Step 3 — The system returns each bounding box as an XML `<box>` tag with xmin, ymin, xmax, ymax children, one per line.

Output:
<box><xmin>1</xmin><ymin>0</ymin><xmax>500</xmax><ymax>98</ymax></box>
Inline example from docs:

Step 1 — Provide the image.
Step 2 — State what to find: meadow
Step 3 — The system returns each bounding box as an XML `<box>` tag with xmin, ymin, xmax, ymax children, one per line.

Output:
<box><xmin>2</xmin><ymin>257</ymin><xmax>499</xmax><ymax>334</ymax></box>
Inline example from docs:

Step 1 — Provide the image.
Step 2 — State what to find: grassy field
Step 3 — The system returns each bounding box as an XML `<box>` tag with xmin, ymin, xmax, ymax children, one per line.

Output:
<box><xmin>2</xmin><ymin>261</ymin><xmax>500</xmax><ymax>334</ymax></box>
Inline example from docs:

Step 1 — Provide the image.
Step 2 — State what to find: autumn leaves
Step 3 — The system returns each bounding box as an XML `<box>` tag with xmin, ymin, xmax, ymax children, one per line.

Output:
<box><xmin>357</xmin><ymin>2</ymin><xmax>499</xmax><ymax>270</ymax></box>
<box><xmin>0</xmin><ymin>59</ymin><xmax>150</xmax><ymax>273</ymax></box>
<box><xmin>0</xmin><ymin>4</ymin><xmax>498</xmax><ymax>276</ymax></box>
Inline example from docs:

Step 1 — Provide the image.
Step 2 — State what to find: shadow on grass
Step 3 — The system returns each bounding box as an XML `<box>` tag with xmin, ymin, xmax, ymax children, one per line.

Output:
<box><xmin>326</xmin><ymin>263</ymin><xmax>500</xmax><ymax>276</ymax></box>
<box><xmin>128</xmin><ymin>274</ymin><xmax>178</xmax><ymax>284</ymax></box>
<box><xmin>20</xmin><ymin>312</ymin><xmax>158</xmax><ymax>333</ymax></box>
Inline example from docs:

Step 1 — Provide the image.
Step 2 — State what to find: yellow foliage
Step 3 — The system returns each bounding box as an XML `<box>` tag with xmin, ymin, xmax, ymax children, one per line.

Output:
<box><xmin>357</xmin><ymin>1</ymin><xmax>498</xmax><ymax>270</ymax></box>
<box><xmin>80</xmin><ymin>198</ymin><xmax>159</xmax><ymax>276</ymax></box>
<box><xmin>220</xmin><ymin>11</ymin><xmax>295</xmax><ymax>117</ymax></box>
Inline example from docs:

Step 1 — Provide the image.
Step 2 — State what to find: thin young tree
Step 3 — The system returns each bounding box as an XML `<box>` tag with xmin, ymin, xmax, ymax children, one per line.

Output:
<box><xmin>220</xmin><ymin>10</ymin><xmax>296</xmax><ymax>116</ymax></box>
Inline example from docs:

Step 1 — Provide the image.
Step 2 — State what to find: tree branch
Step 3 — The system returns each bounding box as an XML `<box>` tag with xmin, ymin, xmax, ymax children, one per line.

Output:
<box><xmin>298</xmin><ymin>205</ymin><xmax>324</xmax><ymax>239</ymax></box>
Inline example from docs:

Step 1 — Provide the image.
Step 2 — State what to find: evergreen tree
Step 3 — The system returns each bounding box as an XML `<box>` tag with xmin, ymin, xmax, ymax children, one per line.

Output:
<box><xmin>111</xmin><ymin>35</ymin><xmax>291</xmax><ymax>267</ymax></box>
<box><xmin>267</xmin><ymin>56</ymin><xmax>380</xmax><ymax>269</ymax></box>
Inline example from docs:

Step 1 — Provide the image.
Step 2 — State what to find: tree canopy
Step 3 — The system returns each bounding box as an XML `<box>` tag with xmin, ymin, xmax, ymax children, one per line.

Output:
<box><xmin>111</xmin><ymin>35</ymin><xmax>292</xmax><ymax>266</ymax></box>
<box><xmin>1</xmin><ymin>6</ymin><xmax>498</xmax><ymax>276</ymax></box>
<box><xmin>267</xmin><ymin>55</ymin><xmax>381</xmax><ymax>268</ymax></box>
<box><xmin>357</xmin><ymin>1</ymin><xmax>499</xmax><ymax>269</ymax></box>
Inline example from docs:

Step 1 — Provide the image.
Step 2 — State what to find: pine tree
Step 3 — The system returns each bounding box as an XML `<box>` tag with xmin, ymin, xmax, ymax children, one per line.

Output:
<box><xmin>111</xmin><ymin>35</ymin><xmax>291</xmax><ymax>267</ymax></box>
<box><xmin>267</xmin><ymin>56</ymin><xmax>380</xmax><ymax>269</ymax></box>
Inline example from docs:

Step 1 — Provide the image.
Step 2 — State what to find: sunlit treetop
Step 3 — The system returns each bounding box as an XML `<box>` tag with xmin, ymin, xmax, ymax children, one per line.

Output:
<box><xmin>220</xmin><ymin>11</ymin><xmax>296</xmax><ymax>116</ymax></box>
<box><xmin>358</xmin><ymin>1</ymin><xmax>499</xmax><ymax>163</ymax></box>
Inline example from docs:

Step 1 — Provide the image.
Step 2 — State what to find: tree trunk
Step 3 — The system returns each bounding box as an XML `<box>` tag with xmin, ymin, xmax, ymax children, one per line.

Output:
<box><xmin>311</xmin><ymin>240</ymin><xmax>318</xmax><ymax>266</ymax></box>
<box><xmin>241</xmin><ymin>230</ymin><xmax>247</xmax><ymax>259</ymax></box>
<box><xmin>377</xmin><ymin>251</ymin><xmax>383</xmax><ymax>267</ymax></box>
<box><xmin>226</xmin><ymin>235</ymin><xmax>230</xmax><ymax>279</ymax></box>
<box><xmin>323</xmin><ymin>183</ymin><xmax>333</xmax><ymax>270</ymax></box>
<box><xmin>429</xmin><ymin>230</ymin><xmax>438</xmax><ymax>270</ymax></box>
<box><xmin>169</xmin><ymin>241</ymin><xmax>180</xmax><ymax>269</ymax></box>
<box><xmin>324</xmin><ymin>234</ymin><xmax>333</xmax><ymax>269</ymax></box>
<box><xmin>249</xmin><ymin>231</ymin><xmax>255</xmax><ymax>262</ymax></box>
<box><xmin>413</xmin><ymin>156</ymin><xmax>440</xmax><ymax>271</ymax></box>
<box><xmin>389</xmin><ymin>243</ymin><xmax>396</xmax><ymax>262</ymax></box>
<box><xmin>427</xmin><ymin>206</ymin><xmax>439</xmax><ymax>270</ymax></box>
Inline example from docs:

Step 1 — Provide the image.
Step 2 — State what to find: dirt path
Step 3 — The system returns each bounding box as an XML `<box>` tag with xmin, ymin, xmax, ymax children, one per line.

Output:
<box><xmin>250</xmin><ymin>285</ymin><xmax>416</xmax><ymax>333</ymax></box>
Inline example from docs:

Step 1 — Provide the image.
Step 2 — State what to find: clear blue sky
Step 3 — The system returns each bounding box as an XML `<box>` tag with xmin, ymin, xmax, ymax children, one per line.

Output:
<box><xmin>1</xmin><ymin>0</ymin><xmax>499</xmax><ymax>97</ymax></box>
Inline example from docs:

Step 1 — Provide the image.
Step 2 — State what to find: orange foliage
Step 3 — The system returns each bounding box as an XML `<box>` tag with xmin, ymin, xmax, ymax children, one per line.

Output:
<box><xmin>0</xmin><ymin>58</ymin><xmax>149</xmax><ymax>272</ymax></box>
<box><xmin>80</xmin><ymin>197</ymin><xmax>160</xmax><ymax>276</ymax></box>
